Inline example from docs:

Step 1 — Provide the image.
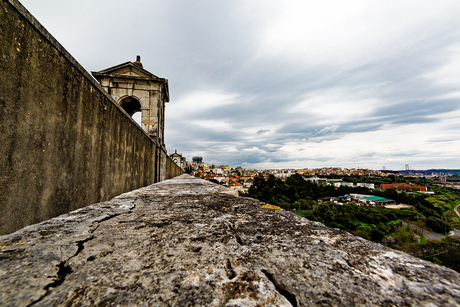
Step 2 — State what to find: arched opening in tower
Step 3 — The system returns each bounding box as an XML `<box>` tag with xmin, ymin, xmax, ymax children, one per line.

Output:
<box><xmin>120</xmin><ymin>96</ymin><xmax>142</xmax><ymax>125</ymax></box>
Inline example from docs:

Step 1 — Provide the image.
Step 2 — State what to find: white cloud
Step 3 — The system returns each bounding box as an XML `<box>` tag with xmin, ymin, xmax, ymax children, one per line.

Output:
<box><xmin>318</xmin><ymin>125</ymin><xmax>339</xmax><ymax>134</ymax></box>
<box><xmin>256</xmin><ymin>1</ymin><xmax>460</xmax><ymax>69</ymax></box>
<box><xmin>190</xmin><ymin>120</ymin><xmax>233</xmax><ymax>131</ymax></box>
<box><xmin>167</xmin><ymin>90</ymin><xmax>241</xmax><ymax>119</ymax></box>
<box><xmin>289</xmin><ymin>89</ymin><xmax>380</xmax><ymax>125</ymax></box>
<box><xmin>423</xmin><ymin>44</ymin><xmax>460</xmax><ymax>87</ymax></box>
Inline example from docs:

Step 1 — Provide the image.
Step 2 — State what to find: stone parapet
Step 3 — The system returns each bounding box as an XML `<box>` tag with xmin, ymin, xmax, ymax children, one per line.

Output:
<box><xmin>1</xmin><ymin>174</ymin><xmax>460</xmax><ymax>306</ymax></box>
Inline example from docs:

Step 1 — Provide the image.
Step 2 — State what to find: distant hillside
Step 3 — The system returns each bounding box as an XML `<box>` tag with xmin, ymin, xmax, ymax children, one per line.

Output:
<box><xmin>397</xmin><ymin>169</ymin><xmax>460</xmax><ymax>176</ymax></box>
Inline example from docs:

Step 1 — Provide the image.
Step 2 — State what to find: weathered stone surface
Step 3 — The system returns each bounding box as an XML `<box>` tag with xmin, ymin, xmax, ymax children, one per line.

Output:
<box><xmin>1</xmin><ymin>174</ymin><xmax>460</xmax><ymax>306</ymax></box>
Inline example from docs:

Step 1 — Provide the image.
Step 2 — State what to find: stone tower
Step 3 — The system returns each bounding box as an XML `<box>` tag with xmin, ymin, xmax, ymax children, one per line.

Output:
<box><xmin>169</xmin><ymin>149</ymin><xmax>184</xmax><ymax>170</ymax></box>
<box><xmin>92</xmin><ymin>56</ymin><xmax>169</xmax><ymax>146</ymax></box>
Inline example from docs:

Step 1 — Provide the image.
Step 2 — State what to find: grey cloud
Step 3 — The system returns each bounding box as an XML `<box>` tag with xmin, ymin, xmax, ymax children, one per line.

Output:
<box><xmin>427</xmin><ymin>137</ymin><xmax>457</xmax><ymax>143</ymax></box>
<box><xmin>392</xmin><ymin>151</ymin><xmax>423</xmax><ymax>157</ymax></box>
<box><xmin>360</xmin><ymin>152</ymin><xmax>377</xmax><ymax>158</ymax></box>
<box><xmin>372</xmin><ymin>99</ymin><xmax>460</xmax><ymax>125</ymax></box>
<box><xmin>256</xmin><ymin>129</ymin><xmax>270</xmax><ymax>135</ymax></box>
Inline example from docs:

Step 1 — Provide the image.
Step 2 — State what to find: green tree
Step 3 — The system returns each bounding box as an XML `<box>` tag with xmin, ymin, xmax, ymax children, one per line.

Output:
<box><xmin>293</xmin><ymin>201</ymin><xmax>301</xmax><ymax>210</ymax></box>
<box><xmin>393</xmin><ymin>226</ymin><xmax>415</xmax><ymax>244</ymax></box>
<box><xmin>426</xmin><ymin>216</ymin><xmax>451</xmax><ymax>234</ymax></box>
<box><xmin>371</xmin><ymin>228</ymin><xmax>384</xmax><ymax>241</ymax></box>
<box><xmin>352</xmin><ymin>229</ymin><xmax>371</xmax><ymax>240</ymax></box>
<box><xmin>261</xmin><ymin>186</ymin><xmax>273</xmax><ymax>202</ymax></box>
<box><xmin>324</xmin><ymin>210</ymin><xmax>335</xmax><ymax>223</ymax></box>
<box><xmin>253</xmin><ymin>175</ymin><xmax>266</xmax><ymax>189</ymax></box>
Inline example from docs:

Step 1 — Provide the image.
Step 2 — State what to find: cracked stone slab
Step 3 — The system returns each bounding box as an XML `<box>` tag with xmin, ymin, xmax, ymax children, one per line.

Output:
<box><xmin>1</xmin><ymin>174</ymin><xmax>460</xmax><ymax>306</ymax></box>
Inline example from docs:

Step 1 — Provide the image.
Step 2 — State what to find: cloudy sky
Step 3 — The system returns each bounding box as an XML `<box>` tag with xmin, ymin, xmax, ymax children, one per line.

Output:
<box><xmin>20</xmin><ymin>0</ymin><xmax>460</xmax><ymax>170</ymax></box>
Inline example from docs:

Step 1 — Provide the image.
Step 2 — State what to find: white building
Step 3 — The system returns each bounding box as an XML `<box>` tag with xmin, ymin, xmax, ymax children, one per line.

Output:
<box><xmin>213</xmin><ymin>168</ymin><xmax>224</xmax><ymax>175</ymax></box>
<box><xmin>357</xmin><ymin>183</ymin><xmax>375</xmax><ymax>189</ymax></box>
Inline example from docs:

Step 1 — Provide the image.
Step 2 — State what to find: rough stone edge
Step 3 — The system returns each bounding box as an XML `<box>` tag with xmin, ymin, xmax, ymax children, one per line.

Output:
<box><xmin>0</xmin><ymin>175</ymin><xmax>236</xmax><ymax>241</ymax></box>
<box><xmin>116</xmin><ymin>174</ymin><xmax>240</xmax><ymax>198</ymax></box>
<box><xmin>2</xmin><ymin>175</ymin><xmax>460</xmax><ymax>305</ymax></box>
<box><xmin>6</xmin><ymin>0</ymin><xmax>155</xmax><ymax>143</ymax></box>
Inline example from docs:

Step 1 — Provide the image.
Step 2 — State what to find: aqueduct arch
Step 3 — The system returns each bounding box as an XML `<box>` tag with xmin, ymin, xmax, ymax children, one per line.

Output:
<box><xmin>119</xmin><ymin>96</ymin><xmax>142</xmax><ymax>116</ymax></box>
<box><xmin>92</xmin><ymin>56</ymin><xmax>169</xmax><ymax>146</ymax></box>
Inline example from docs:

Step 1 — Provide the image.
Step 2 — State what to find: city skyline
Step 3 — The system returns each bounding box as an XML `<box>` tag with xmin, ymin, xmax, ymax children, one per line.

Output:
<box><xmin>20</xmin><ymin>0</ymin><xmax>460</xmax><ymax>170</ymax></box>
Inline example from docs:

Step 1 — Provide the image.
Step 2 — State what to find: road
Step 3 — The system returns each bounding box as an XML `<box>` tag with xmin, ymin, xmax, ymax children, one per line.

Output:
<box><xmin>401</xmin><ymin>221</ymin><xmax>445</xmax><ymax>241</ymax></box>
<box><xmin>450</xmin><ymin>229</ymin><xmax>460</xmax><ymax>240</ymax></box>
<box><xmin>451</xmin><ymin>204</ymin><xmax>460</xmax><ymax>240</ymax></box>
<box><xmin>401</xmin><ymin>205</ymin><xmax>460</xmax><ymax>240</ymax></box>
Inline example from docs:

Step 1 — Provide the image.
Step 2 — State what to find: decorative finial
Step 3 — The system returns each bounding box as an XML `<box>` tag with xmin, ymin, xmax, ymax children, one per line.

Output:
<box><xmin>134</xmin><ymin>55</ymin><xmax>143</xmax><ymax>68</ymax></box>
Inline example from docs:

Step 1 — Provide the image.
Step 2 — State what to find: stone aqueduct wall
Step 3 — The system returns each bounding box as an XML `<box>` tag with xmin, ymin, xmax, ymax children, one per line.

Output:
<box><xmin>0</xmin><ymin>0</ymin><xmax>182</xmax><ymax>235</ymax></box>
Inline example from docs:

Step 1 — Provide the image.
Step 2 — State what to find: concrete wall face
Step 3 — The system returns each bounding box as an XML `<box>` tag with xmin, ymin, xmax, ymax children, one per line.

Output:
<box><xmin>0</xmin><ymin>0</ymin><xmax>182</xmax><ymax>235</ymax></box>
